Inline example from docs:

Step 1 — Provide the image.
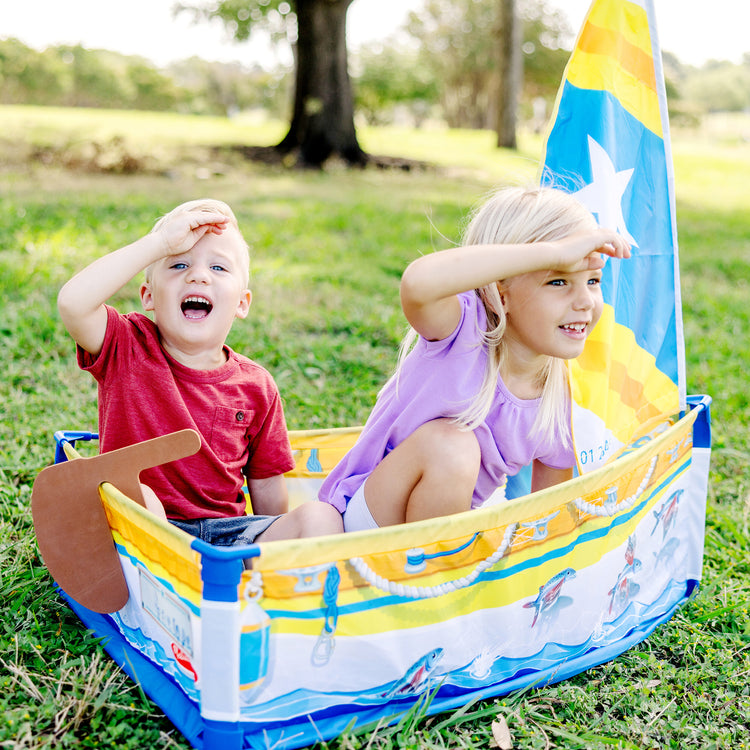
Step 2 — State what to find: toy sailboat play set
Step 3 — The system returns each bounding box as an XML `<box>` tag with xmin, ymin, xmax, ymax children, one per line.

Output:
<box><xmin>31</xmin><ymin>1</ymin><xmax>712</xmax><ymax>748</ymax></box>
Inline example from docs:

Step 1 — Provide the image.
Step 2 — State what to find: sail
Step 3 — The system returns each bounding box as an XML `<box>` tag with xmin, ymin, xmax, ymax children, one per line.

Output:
<box><xmin>541</xmin><ymin>0</ymin><xmax>685</xmax><ymax>472</ymax></box>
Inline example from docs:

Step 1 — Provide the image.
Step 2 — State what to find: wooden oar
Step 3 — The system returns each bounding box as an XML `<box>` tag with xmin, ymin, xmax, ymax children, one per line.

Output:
<box><xmin>32</xmin><ymin>429</ymin><xmax>201</xmax><ymax>614</ymax></box>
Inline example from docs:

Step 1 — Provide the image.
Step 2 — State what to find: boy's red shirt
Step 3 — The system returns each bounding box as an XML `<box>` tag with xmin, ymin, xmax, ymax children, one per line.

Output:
<box><xmin>78</xmin><ymin>305</ymin><xmax>294</xmax><ymax>520</ymax></box>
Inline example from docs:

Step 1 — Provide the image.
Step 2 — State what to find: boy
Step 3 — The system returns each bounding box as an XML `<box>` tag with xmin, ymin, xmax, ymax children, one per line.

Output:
<box><xmin>58</xmin><ymin>198</ymin><xmax>342</xmax><ymax>545</ymax></box>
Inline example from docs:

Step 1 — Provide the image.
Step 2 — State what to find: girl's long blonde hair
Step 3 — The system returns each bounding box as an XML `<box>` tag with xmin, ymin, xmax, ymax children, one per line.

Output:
<box><xmin>398</xmin><ymin>186</ymin><xmax>598</xmax><ymax>447</ymax></box>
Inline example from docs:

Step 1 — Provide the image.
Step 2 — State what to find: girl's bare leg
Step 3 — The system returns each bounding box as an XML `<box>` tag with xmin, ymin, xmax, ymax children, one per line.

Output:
<box><xmin>256</xmin><ymin>501</ymin><xmax>343</xmax><ymax>542</ymax></box>
<box><xmin>363</xmin><ymin>418</ymin><xmax>481</xmax><ymax>527</ymax></box>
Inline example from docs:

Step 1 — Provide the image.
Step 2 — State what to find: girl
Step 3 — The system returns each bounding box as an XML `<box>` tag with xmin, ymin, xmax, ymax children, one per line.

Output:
<box><xmin>319</xmin><ymin>187</ymin><xmax>631</xmax><ymax>532</ymax></box>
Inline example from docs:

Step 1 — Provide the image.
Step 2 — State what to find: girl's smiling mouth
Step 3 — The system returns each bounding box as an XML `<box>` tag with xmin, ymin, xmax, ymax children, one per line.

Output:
<box><xmin>181</xmin><ymin>295</ymin><xmax>213</xmax><ymax>320</ymax></box>
<box><xmin>560</xmin><ymin>322</ymin><xmax>588</xmax><ymax>336</ymax></box>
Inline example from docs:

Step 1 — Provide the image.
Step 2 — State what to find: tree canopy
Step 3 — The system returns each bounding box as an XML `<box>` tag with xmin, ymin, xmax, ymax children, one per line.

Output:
<box><xmin>2</xmin><ymin>0</ymin><xmax>748</xmax><ymax>145</ymax></box>
<box><xmin>0</xmin><ymin>37</ymin><xmax>287</xmax><ymax>116</ymax></box>
<box><xmin>403</xmin><ymin>0</ymin><xmax>571</xmax><ymax>130</ymax></box>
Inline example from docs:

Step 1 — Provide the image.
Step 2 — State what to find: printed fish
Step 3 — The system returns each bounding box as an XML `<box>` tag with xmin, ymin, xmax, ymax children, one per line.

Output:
<box><xmin>624</xmin><ymin>534</ymin><xmax>637</xmax><ymax>567</ymax></box>
<box><xmin>607</xmin><ymin>534</ymin><xmax>642</xmax><ymax>615</ymax></box>
<box><xmin>524</xmin><ymin>568</ymin><xmax>576</xmax><ymax>627</ymax></box>
<box><xmin>608</xmin><ymin>574</ymin><xmax>641</xmax><ymax>615</ymax></box>
<box><xmin>651</xmin><ymin>489</ymin><xmax>684</xmax><ymax>539</ymax></box>
<box><xmin>654</xmin><ymin>536</ymin><xmax>680</xmax><ymax>566</ymax></box>
<box><xmin>171</xmin><ymin>642</ymin><xmax>198</xmax><ymax>682</ymax></box>
<box><xmin>384</xmin><ymin>648</ymin><xmax>444</xmax><ymax>698</ymax></box>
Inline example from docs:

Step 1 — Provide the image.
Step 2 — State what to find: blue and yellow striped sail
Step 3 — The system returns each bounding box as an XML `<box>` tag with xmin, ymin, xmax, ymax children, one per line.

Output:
<box><xmin>541</xmin><ymin>0</ymin><xmax>685</xmax><ymax>472</ymax></box>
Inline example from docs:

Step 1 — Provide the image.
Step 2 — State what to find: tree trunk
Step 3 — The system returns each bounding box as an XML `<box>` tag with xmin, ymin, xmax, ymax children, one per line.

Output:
<box><xmin>495</xmin><ymin>0</ymin><xmax>521</xmax><ymax>149</ymax></box>
<box><xmin>277</xmin><ymin>0</ymin><xmax>366</xmax><ymax>167</ymax></box>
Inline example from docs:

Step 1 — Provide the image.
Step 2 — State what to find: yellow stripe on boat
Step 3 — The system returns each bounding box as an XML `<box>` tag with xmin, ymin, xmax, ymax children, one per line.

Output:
<box><xmin>252</xmin><ymin>411</ymin><xmax>696</xmax><ymax>638</ymax></box>
<box><xmin>100</xmin><ymin>484</ymin><xmax>203</xmax><ymax>606</ymax></box>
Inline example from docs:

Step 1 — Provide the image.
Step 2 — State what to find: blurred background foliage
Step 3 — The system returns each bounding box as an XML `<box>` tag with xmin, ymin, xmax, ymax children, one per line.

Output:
<box><xmin>2</xmin><ymin>0</ymin><xmax>748</xmax><ymax>128</ymax></box>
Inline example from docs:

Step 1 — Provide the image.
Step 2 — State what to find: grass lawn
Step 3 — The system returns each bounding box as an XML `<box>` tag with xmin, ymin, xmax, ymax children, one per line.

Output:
<box><xmin>1</xmin><ymin>106</ymin><xmax>748</xmax><ymax>748</ymax></box>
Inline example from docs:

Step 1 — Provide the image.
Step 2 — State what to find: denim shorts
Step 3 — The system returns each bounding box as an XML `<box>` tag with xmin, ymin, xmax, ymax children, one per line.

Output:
<box><xmin>170</xmin><ymin>515</ymin><xmax>280</xmax><ymax>546</ymax></box>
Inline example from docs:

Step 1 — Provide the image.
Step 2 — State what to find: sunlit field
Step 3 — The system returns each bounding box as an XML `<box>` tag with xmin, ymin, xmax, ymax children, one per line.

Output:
<box><xmin>1</xmin><ymin>105</ymin><xmax>748</xmax><ymax>748</ymax></box>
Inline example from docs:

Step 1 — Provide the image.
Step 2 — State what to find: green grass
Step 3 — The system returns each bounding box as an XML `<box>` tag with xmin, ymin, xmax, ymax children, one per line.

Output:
<box><xmin>1</xmin><ymin>106</ymin><xmax>749</xmax><ymax>748</ymax></box>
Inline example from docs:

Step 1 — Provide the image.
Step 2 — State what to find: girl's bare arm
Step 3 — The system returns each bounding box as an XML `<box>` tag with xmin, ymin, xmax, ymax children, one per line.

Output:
<box><xmin>400</xmin><ymin>229</ymin><xmax>630</xmax><ymax>342</ymax></box>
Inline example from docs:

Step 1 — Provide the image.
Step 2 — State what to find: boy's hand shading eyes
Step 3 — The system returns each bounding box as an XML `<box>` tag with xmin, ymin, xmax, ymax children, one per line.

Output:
<box><xmin>158</xmin><ymin>212</ymin><xmax>230</xmax><ymax>256</ymax></box>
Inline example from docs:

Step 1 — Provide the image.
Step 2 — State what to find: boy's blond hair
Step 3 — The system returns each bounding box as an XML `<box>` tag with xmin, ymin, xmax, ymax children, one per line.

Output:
<box><xmin>145</xmin><ymin>198</ymin><xmax>250</xmax><ymax>283</ymax></box>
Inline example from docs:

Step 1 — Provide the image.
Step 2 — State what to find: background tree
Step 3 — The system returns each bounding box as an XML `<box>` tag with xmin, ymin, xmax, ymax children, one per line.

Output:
<box><xmin>0</xmin><ymin>38</ymin><xmax>291</xmax><ymax>116</ymax></box>
<box><xmin>127</xmin><ymin>62</ymin><xmax>180</xmax><ymax>112</ymax></box>
<box><xmin>352</xmin><ymin>41</ymin><xmax>439</xmax><ymax>126</ymax></box>
<box><xmin>519</xmin><ymin>0</ymin><xmax>575</xmax><ymax>98</ymax></box>
<box><xmin>496</xmin><ymin>0</ymin><xmax>521</xmax><ymax>148</ymax></box>
<box><xmin>0</xmin><ymin>38</ymin><xmax>68</xmax><ymax>105</ymax></box>
<box><xmin>178</xmin><ymin>0</ymin><xmax>366</xmax><ymax>166</ymax></box>
<box><xmin>683</xmin><ymin>59</ymin><xmax>750</xmax><ymax>113</ymax></box>
<box><xmin>406</xmin><ymin>0</ymin><xmax>497</xmax><ymax>129</ymax></box>
<box><xmin>168</xmin><ymin>57</ymin><xmax>289</xmax><ymax>116</ymax></box>
<box><xmin>2</xmin><ymin>18</ymin><xmax>746</xmax><ymax>136</ymax></box>
<box><xmin>62</xmin><ymin>46</ymin><xmax>129</xmax><ymax>109</ymax></box>
<box><xmin>405</xmin><ymin>0</ymin><xmax>571</xmax><ymax>138</ymax></box>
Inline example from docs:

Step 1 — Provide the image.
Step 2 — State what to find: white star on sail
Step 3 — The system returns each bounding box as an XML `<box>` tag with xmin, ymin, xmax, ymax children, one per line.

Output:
<box><xmin>574</xmin><ymin>136</ymin><xmax>638</xmax><ymax>246</ymax></box>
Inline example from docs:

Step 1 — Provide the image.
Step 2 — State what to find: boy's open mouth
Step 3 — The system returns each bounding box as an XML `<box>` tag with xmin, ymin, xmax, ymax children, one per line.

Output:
<box><xmin>181</xmin><ymin>295</ymin><xmax>213</xmax><ymax>320</ymax></box>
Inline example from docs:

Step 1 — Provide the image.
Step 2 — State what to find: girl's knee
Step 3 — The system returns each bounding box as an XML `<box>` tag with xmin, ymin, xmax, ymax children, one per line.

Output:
<box><xmin>294</xmin><ymin>501</ymin><xmax>343</xmax><ymax>537</ymax></box>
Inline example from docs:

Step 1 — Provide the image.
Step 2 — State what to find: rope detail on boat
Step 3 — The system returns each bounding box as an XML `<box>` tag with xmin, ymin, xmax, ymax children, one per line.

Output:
<box><xmin>573</xmin><ymin>456</ymin><xmax>658</xmax><ymax>517</ymax></box>
<box><xmin>348</xmin><ymin>523</ymin><xmax>518</xmax><ymax>599</ymax></box>
<box><xmin>311</xmin><ymin>564</ymin><xmax>340</xmax><ymax>666</ymax></box>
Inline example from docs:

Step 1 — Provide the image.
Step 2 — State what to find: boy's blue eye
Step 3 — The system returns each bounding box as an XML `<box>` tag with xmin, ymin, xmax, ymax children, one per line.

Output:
<box><xmin>171</xmin><ymin>262</ymin><xmax>188</xmax><ymax>270</ymax></box>
<box><xmin>211</xmin><ymin>264</ymin><xmax>228</xmax><ymax>272</ymax></box>
<box><xmin>548</xmin><ymin>278</ymin><xmax>566</xmax><ymax>286</ymax></box>
<box><xmin>588</xmin><ymin>277</ymin><xmax>601</xmax><ymax>286</ymax></box>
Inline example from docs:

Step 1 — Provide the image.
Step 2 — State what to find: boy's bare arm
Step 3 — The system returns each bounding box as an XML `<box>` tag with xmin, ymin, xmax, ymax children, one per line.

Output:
<box><xmin>248</xmin><ymin>475</ymin><xmax>290</xmax><ymax>517</ymax></box>
<box><xmin>58</xmin><ymin>233</ymin><xmax>168</xmax><ymax>356</ymax></box>
<box><xmin>57</xmin><ymin>212</ymin><xmax>231</xmax><ymax>356</ymax></box>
